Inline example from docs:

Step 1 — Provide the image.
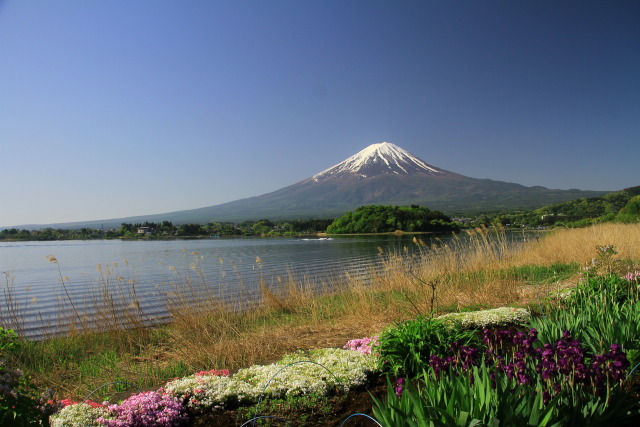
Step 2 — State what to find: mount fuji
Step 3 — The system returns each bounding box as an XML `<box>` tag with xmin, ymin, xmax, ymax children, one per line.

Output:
<box><xmin>152</xmin><ymin>141</ymin><xmax>607</xmax><ymax>222</ymax></box>
<box><xmin>13</xmin><ymin>142</ymin><xmax>610</xmax><ymax>229</ymax></box>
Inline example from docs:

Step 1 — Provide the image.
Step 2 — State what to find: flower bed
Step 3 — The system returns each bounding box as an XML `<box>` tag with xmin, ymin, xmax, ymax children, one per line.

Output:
<box><xmin>164</xmin><ymin>348</ymin><xmax>378</xmax><ymax>411</ymax></box>
<box><xmin>436</xmin><ymin>306</ymin><xmax>531</xmax><ymax>328</ymax></box>
<box><xmin>50</xmin><ymin>348</ymin><xmax>379</xmax><ymax>426</ymax></box>
<box><xmin>371</xmin><ymin>270</ymin><xmax>640</xmax><ymax>426</ymax></box>
<box><xmin>49</xmin><ymin>300</ymin><xmax>635</xmax><ymax>426</ymax></box>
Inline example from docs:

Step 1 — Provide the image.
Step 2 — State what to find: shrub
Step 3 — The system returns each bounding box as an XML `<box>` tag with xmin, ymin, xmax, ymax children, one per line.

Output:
<box><xmin>1</xmin><ymin>327</ymin><xmax>53</xmax><ymax>426</ymax></box>
<box><xmin>376</xmin><ymin>316</ymin><xmax>480</xmax><ymax>378</ymax></box>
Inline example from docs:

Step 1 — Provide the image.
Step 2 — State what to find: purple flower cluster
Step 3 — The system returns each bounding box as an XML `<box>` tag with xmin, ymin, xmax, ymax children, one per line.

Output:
<box><xmin>426</xmin><ymin>329</ymin><xmax>630</xmax><ymax>405</ymax></box>
<box><xmin>428</xmin><ymin>342</ymin><xmax>480</xmax><ymax>380</ymax></box>
<box><xmin>394</xmin><ymin>378</ymin><xmax>405</xmax><ymax>397</ymax></box>
<box><xmin>98</xmin><ymin>391</ymin><xmax>188</xmax><ymax>427</ymax></box>
<box><xmin>623</xmin><ymin>271</ymin><xmax>640</xmax><ymax>282</ymax></box>
<box><xmin>482</xmin><ymin>328</ymin><xmax>540</xmax><ymax>387</ymax></box>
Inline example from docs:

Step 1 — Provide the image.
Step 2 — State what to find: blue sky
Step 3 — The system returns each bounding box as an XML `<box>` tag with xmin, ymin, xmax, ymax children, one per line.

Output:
<box><xmin>1</xmin><ymin>0</ymin><xmax>638</xmax><ymax>227</ymax></box>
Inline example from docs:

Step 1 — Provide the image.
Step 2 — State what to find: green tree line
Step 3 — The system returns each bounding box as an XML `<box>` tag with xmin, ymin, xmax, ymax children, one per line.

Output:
<box><xmin>0</xmin><ymin>218</ymin><xmax>335</xmax><ymax>241</ymax></box>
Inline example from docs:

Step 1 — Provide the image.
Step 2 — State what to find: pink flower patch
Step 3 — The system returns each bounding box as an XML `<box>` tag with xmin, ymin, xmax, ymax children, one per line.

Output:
<box><xmin>194</xmin><ymin>369</ymin><xmax>230</xmax><ymax>377</ymax></box>
<box><xmin>344</xmin><ymin>336</ymin><xmax>379</xmax><ymax>355</ymax></box>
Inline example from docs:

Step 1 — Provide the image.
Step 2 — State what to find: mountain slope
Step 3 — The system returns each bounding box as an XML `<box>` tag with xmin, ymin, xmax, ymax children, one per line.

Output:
<box><xmin>5</xmin><ymin>142</ymin><xmax>612</xmax><ymax>229</ymax></box>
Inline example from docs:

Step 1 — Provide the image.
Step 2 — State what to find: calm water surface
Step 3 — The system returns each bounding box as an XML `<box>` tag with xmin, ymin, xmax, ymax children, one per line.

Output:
<box><xmin>0</xmin><ymin>235</ymin><xmax>422</xmax><ymax>338</ymax></box>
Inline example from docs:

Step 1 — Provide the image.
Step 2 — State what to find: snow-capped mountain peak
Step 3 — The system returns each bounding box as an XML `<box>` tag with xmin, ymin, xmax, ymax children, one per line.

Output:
<box><xmin>311</xmin><ymin>142</ymin><xmax>444</xmax><ymax>182</ymax></box>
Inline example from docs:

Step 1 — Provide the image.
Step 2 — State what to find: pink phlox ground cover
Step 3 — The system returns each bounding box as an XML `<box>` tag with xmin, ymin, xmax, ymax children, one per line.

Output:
<box><xmin>343</xmin><ymin>336</ymin><xmax>379</xmax><ymax>355</ymax></box>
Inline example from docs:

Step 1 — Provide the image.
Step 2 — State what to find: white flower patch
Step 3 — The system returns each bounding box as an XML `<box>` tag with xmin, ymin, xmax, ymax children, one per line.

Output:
<box><xmin>164</xmin><ymin>348</ymin><xmax>379</xmax><ymax>411</ymax></box>
<box><xmin>232</xmin><ymin>361</ymin><xmax>331</xmax><ymax>398</ymax></box>
<box><xmin>50</xmin><ymin>402</ymin><xmax>112</xmax><ymax>427</ymax></box>
<box><xmin>164</xmin><ymin>374</ymin><xmax>235</xmax><ymax>410</ymax></box>
<box><xmin>436</xmin><ymin>307</ymin><xmax>531</xmax><ymax>328</ymax></box>
<box><xmin>232</xmin><ymin>348</ymin><xmax>378</xmax><ymax>398</ymax></box>
<box><xmin>311</xmin><ymin>348</ymin><xmax>378</xmax><ymax>389</ymax></box>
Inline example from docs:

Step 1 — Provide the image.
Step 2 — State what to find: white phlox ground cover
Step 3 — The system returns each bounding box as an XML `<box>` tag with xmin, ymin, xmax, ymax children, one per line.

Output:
<box><xmin>436</xmin><ymin>307</ymin><xmax>531</xmax><ymax>328</ymax></box>
<box><xmin>50</xmin><ymin>402</ymin><xmax>111</xmax><ymax>427</ymax></box>
<box><xmin>163</xmin><ymin>348</ymin><xmax>379</xmax><ymax>411</ymax></box>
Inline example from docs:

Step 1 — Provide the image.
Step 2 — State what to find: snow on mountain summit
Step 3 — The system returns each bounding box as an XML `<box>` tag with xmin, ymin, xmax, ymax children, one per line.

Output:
<box><xmin>311</xmin><ymin>142</ymin><xmax>444</xmax><ymax>182</ymax></box>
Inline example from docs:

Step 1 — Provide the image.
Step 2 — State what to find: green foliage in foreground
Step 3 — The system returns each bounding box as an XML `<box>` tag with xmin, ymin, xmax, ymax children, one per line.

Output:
<box><xmin>530</xmin><ymin>273</ymin><xmax>640</xmax><ymax>366</ymax></box>
<box><xmin>528</xmin><ymin>245</ymin><xmax>640</xmax><ymax>365</ymax></box>
<box><xmin>372</xmin><ymin>366</ymin><xmax>561</xmax><ymax>427</ymax></box>
<box><xmin>1</xmin><ymin>327</ymin><xmax>52</xmax><ymax>426</ymax></box>
<box><xmin>372</xmin><ymin>362</ymin><xmax>634</xmax><ymax>427</ymax></box>
<box><xmin>376</xmin><ymin>317</ymin><xmax>480</xmax><ymax>378</ymax></box>
<box><xmin>373</xmin><ymin>255</ymin><xmax>640</xmax><ymax>426</ymax></box>
<box><xmin>327</xmin><ymin>205</ymin><xmax>459</xmax><ymax>234</ymax></box>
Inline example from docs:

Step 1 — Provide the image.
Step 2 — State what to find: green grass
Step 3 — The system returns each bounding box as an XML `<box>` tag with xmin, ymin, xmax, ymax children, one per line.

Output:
<box><xmin>502</xmin><ymin>262</ymin><xmax>580</xmax><ymax>284</ymax></box>
<box><xmin>442</xmin><ymin>262</ymin><xmax>580</xmax><ymax>287</ymax></box>
<box><xmin>12</xmin><ymin>327</ymin><xmax>194</xmax><ymax>400</ymax></box>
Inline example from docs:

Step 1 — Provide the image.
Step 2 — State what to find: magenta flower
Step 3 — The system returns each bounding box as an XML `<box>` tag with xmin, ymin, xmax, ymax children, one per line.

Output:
<box><xmin>394</xmin><ymin>378</ymin><xmax>405</xmax><ymax>397</ymax></box>
<box><xmin>98</xmin><ymin>391</ymin><xmax>188</xmax><ymax>427</ymax></box>
<box><xmin>429</xmin><ymin>328</ymin><xmax>631</xmax><ymax>403</ymax></box>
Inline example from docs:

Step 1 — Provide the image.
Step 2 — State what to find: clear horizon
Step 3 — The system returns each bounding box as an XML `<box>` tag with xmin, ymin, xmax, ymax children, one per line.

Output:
<box><xmin>1</xmin><ymin>1</ymin><xmax>639</xmax><ymax>227</ymax></box>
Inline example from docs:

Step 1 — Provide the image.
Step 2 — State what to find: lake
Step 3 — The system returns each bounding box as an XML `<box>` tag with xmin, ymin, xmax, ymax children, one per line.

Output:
<box><xmin>0</xmin><ymin>235</ymin><xmax>425</xmax><ymax>339</ymax></box>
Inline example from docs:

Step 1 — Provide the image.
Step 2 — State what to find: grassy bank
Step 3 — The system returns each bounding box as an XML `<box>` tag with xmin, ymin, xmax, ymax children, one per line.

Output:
<box><xmin>5</xmin><ymin>223</ymin><xmax>640</xmax><ymax>408</ymax></box>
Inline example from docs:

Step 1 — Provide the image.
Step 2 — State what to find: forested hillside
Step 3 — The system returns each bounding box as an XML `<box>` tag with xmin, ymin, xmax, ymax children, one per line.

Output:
<box><xmin>493</xmin><ymin>186</ymin><xmax>640</xmax><ymax>227</ymax></box>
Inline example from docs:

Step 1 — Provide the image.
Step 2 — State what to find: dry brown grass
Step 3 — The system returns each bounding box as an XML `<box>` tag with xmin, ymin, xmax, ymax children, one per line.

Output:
<box><xmin>508</xmin><ymin>222</ymin><xmax>640</xmax><ymax>266</ymax></box>
<box><xmin>162</xmin><ymin>225</ymin><xmax>538</xmax><ymax>372</ymax></box>
<box><xmin>351</xmin><ymin>226</ymin><xmax>527</xmax><ymax>317</ymax></box>
<box><xmin>129</xmin><ymin>223</ymin><xmax>640</xmax><ymax>379</ymax></box>
<box><xmin>15</xmin><ymin>222</ymin><xmax>640</xmax><ymax>399</ymax></box>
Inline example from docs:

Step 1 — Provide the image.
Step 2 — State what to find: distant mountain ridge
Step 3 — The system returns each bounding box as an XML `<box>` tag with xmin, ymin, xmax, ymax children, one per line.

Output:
<box><xmin>3</xmin><ymin>142</ymin><xmax>611</xmax><ymax>229</ymax></box>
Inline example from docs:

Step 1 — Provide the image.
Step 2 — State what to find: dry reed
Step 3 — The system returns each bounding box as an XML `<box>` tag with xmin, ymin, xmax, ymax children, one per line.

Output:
<box><xmin>509</xmin><ymin>222</ymin><xmax>640</xmax><ymax>266</ymax></box>
<box><xmin>8</xmin><ymin>223</ymin><xmax>640</xmax><ymax>399</ymax></box>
